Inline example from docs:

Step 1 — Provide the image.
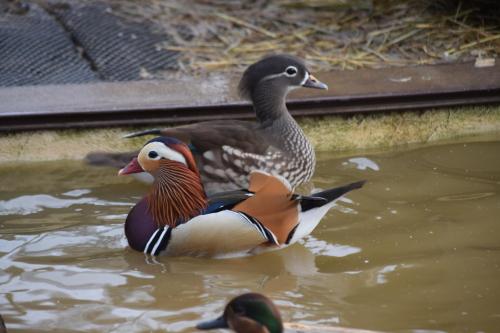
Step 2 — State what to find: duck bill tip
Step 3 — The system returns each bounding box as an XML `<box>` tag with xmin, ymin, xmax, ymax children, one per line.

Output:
<box><xmin>196</xmin><ymin>316</ymin><xmax>228</xmax><ymax>330</ymax></box>
<box><xmin>118</xmin><ymin>157</ymin><xmax>144</xmax><ymax>176</ymax></box>
<box><xmin>303</xmin><ymin>74</ymin><xmax>328</xmax><ymax>90</ymax></box>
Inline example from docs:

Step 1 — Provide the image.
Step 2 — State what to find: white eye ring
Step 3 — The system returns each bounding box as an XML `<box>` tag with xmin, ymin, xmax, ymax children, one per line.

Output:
<box><xmin>284</xmin><ymin>66</ymin><xmax>298</xmax><ymax>77</ymax></box>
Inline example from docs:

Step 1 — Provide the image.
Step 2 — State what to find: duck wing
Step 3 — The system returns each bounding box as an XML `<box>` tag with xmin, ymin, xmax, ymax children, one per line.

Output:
<box><xmin>86</xmin><ymin>120</ymin><xmax>292</xmax><ymax>194</ymax></box>
<box><xmin>233</xmin><ymin>171</ymin><xmax>299</xmax><ymax>245</ymax></box>
<box><xmin>124</xmin><ymin>120</ymin><xmax>272</xmax><ymax>157</ymax></box>
<box><xmin>86</xmin><ymin>120</ymin><xmax>268</xmax><ymax>168</ymax></box>
<box><xmin>152</xmin><ymin>121</ymin><xmax>289</xmax><ymax>192</ymax></box>
<box><xmin>205</xmin><ymin>189</ymin><xmax>254</xmax><ymax>213</ymax></box>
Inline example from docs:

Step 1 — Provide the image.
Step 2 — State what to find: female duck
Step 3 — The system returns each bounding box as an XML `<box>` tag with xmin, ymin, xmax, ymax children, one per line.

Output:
<box><xmin>89</xmin><ymin>54</ymin><xmax>328</xmax><ymax>194</ymax></box>
<box><xmin>119</xmin><ymin>137</ymin><xmax>364</xmax><ymax>258</ymax></box>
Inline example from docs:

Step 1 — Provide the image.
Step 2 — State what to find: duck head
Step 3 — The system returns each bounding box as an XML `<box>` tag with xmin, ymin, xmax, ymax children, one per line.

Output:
<box><xmin>238</xmin><ymin>54</ymin><xmax>327</xmax><ymax>123</ymax></box>
<box><xmin>239</xmin><ymin>54</ymin><xmax>328</xmax><ymax>98</ymax></box>
<box><xmin>197</xmin><ymin>293</ymin><xmax>283</xmax><ymax>333</ymax></box>
<box><xmin>119</xmin><ymin>137</ymin><xmax>207</xmax><ymax>227</ymax></box>
<box><xmin>119</xmin><ymin>137</ymin><xmax>198</xmax><ymax>176</ymax></box>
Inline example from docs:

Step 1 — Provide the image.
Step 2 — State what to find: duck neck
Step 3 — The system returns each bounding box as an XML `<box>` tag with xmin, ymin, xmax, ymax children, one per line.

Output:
<box><xmin>253</xmin><ymin>82</ymin><xmax>314</xmax><ymax>158</ymax></box>
<box><xmin>251</xmin><ymin>82</ymin><xmax>316</xmax><ymax>185</ymax></box>
<box><xmin>147</xmin><ymin>160</ymin><xmax>207</xmax><ymax>228</ymax></box>
<box><xmin>251</xmin><ymin>81</ymin><xmax>289</xmax><ymax>126</ymax></box>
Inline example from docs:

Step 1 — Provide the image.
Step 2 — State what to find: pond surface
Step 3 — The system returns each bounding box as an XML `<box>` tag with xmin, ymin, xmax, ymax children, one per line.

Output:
<box><xmin>1</xmin><ymin>137</ymin><xmax>500</xmax><ymax>333</ymax></box>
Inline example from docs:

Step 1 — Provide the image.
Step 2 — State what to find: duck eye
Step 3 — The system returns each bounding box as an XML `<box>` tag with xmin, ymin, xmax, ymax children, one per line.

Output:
<box><xmin>148</xmin><ymin>151</ymin><xmax>159</xmax><ymax>159</ymax></box>
<box><xmin>285</xmin><ymin>66</ymin><xmax>298</xmax><ymax>76</ymax></box>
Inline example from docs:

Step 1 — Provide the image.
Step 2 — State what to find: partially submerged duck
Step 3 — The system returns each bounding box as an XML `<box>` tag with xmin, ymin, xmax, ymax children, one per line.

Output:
<box><xmin>197</xmin><ymin>293</ymin><xmax>283</xmax><ymax>333</ymax></box>
<box><xmin>119</xmin><ymin>137</ymin><xmax>364</xmax><ymax>258</ymax></box>
<box><xmin>197</xmin><ymin>293</ymin><xmax>385</xmax><ymax>333</ymax></box>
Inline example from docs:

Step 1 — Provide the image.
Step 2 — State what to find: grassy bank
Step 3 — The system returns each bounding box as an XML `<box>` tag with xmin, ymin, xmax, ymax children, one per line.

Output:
<box><xmin>1</xmin><ymin>105</ymin><xmax>499</xmax><ymax>163</ymax></box>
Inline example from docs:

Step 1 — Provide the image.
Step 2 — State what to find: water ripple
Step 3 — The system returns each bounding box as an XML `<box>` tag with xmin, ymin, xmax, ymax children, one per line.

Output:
<box><xmin>436</xmin><ymin>192</ymin><xmax>496</xmax><ymax>202</ymax></box>
<box><xmin>301</xmin><ymin>236</ymin><xmax>361</xmax><ymax>257</ymax></box>
<box><xmin>0</xmin><ymin>194</ymin><xmax>133</xmax><ymax>216</ymax></box>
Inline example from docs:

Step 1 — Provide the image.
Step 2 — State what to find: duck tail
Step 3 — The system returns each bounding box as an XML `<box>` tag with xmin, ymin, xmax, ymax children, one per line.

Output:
<box><xmin>286</xmin><ymin>180</ymin><xmax>365</xmax><ymax>245</ymax></box>
<box><xmin>123</xmin><ymin>129</ymin><xmax>162</xmax><ymax>138</ymax></box>
<box><xmin>299</xmin><ymin>180</ymin><xmax>366</xmax><ymax>212</ymax></box>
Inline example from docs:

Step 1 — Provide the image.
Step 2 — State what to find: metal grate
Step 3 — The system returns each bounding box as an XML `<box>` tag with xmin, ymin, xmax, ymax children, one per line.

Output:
<box><xmin>49</xmin><ymin>3</ymin><xmax>181</xmax><ymax>81</ymax></box>
<box><xmin>0</xmin><ymin>1</ymin><xmax>182</xmax><ymax>87</ymax></box>
<box><xmin>0</xmin><ymin>3</ymin><xmax>98</xmax><ymax>87</ymax></box>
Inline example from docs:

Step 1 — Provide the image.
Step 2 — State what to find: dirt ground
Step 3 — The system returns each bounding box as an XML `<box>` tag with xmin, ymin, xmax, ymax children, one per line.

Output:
<box><xmin>3</xmin><ymin>0</ymin><xmax>498</xmax><ymax>78</ymax></box>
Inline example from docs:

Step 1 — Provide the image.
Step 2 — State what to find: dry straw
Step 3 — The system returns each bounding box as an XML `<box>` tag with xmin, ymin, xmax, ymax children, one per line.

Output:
<box><xmin>113</xmin><ymin>0</ymin><xmax>499</xmax><ymax>74</ymax></box>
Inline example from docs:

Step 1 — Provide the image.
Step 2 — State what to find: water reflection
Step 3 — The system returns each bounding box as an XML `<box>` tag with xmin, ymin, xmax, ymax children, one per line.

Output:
<box><xmin>301</xmin><ymin>235</ymin><xmax>361</xmax><ymax>258</ymax></box>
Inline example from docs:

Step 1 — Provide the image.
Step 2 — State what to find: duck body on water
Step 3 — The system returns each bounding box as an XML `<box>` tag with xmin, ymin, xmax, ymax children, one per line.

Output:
<box><xmin>87</xmin><ymin>54</ymin><xmax>328</xmax><ymax>195</ymax></box>
<box><xmin>119</xmin><ymin>136</ymin><xmax>364</xmax><ymax>258</ymax></box>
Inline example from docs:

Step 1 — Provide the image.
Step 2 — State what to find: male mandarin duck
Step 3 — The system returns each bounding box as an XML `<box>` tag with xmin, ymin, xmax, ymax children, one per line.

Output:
<box><xmin>197</xmin><ymin>293</ymin><xmax>283</xmax><ymax>333</ymax></box>
<box><xmin>88</xmin><ymin>54</ymin><xmax>328</xmax><ymax>194</ymax></box>
<box><xmin>119</xmin><ymin>137</ymin><xmax>364</xmax><ymax>258</ymax></box>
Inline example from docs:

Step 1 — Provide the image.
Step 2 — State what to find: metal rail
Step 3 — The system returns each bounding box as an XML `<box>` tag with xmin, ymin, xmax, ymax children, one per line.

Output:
<box><xmin>1</xmin><ymin>62</ymin><xmax>499</xmax><ymax>132</ymax></box>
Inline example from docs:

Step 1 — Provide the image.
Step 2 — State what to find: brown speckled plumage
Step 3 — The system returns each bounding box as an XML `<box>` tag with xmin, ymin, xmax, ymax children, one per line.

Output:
<box><xmin>87</xmin><ymin>54</ymin><xmax>327</xmax><ymax>194</ymax></box>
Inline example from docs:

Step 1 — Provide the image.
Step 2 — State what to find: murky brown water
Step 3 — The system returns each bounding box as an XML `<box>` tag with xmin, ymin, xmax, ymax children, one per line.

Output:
<box><xmin>1</xmin><ymin>137</ymin><xmax>500</xmax><ymax>333</ymax></box>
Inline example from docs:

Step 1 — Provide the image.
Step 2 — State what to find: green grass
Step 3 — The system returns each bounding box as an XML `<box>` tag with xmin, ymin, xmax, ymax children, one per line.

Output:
<box><xmin>301</xmin><ymin>105</ymin><xmax>500</xmax><ymax>151</ymax></box>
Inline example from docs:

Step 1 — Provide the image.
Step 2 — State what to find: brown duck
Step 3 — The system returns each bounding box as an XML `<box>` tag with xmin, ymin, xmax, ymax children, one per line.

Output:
<box><xmin>87</xmin><ymin>54</ymin><xmax>328</xmax><ymax>195</ymax></box>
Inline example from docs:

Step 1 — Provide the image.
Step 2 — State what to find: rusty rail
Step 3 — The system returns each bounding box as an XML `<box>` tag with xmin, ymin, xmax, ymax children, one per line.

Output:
<box><xmin>1</xmin><ymin>62</ymin><xmax>499</xmax><ymax>132</ymax></box>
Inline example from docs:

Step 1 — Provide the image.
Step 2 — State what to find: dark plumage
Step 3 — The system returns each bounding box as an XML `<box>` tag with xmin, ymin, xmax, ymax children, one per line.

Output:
<box><xmin>297</xmin><ymin>180</ymin><xmax>366</xmax><ymax>211</ymax></box>
<box><xmin>86</xmin><ymin>54</ymin><xmax>328</xmax><ymax>194</ymax></box>
<box><xmin>197</xmin><ymin>293</ymin><xmax>283</xmax><ymax>333</ymax></box>
<box><xmin>238</xmin><ymin>54</ymin><xmax>308</xmax><ymax>100</ymax></box>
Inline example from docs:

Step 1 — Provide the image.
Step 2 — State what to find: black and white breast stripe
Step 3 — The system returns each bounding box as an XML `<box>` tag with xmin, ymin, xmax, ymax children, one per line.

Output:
<box><xmin>236</xmin><ymin>211</ymin><xmax>279</xmax><ymax>245</ymax></box>
<box><xmin>144</xmin><ymin>226</ymin><xmax>172</xmax><ymax>256</ymax></box>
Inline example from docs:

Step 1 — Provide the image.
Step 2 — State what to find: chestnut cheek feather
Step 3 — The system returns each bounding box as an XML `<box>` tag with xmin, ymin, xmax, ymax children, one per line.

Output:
<box><xmin>148</xmin><ymin>160</ymin><xmax>207</xmax><ymax>227</ymax></box>
<box><xmin>171</xmin><ymin>143</ymin><xmax>199</xmax><ymax>175</ymax></box>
